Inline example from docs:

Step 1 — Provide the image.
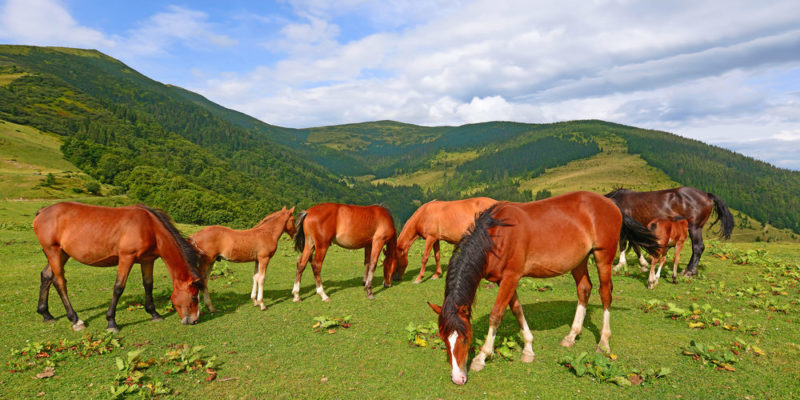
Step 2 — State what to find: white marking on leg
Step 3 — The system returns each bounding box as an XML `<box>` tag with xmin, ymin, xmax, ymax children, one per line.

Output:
<box><xmin>639</xmin><ymin>253</ymin><xmax>649</xmax><ymax>267</ymax></box>
<box><xmin>292</xmin><ymin>281</ymin><xmax>301</xmax><ymax>302</ymax></box>
<box><xmin>448</xmin><ymin>332</ymin><xmax>467</xmax><ymax>384</ymax></box>
<box><xmin>471</xmin><ymin>326</ymin><xmax>495</xmax><ymax>371</ymax></box>
<box><xmin>615</xmin><ymin>250</ymin><xmax>627</xmax><ymax>269</ymax></box>
<box><xmin>598</xmin><ymin>309</ymin><xmax>611</xmax><ymax>352</ymax></box>
<box><xmin>518</xmin><ymin>313</ymin><xmax>535</xmax><ymax>361</ymax></box>
<box><xmin>562</xmin><ymin>303</ymin><xmax>586</xmax><ymax>346</ymax></box>
<box><xmin>316</xmin><ymin>284</ymin><xmax>329</xmax><ymax>301</ymax></box>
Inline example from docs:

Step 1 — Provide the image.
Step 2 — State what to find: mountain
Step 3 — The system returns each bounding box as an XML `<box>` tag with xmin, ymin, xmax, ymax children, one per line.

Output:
<box><xmin>1</xmin><ymin>45</ymin><xmax>799</xmax><ymax>234</ymax></box>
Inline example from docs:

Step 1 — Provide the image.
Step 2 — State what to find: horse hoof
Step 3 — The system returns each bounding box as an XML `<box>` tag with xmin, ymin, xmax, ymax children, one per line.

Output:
<box><xmin>596</xmin><ymin>343</ymin><xmax>611</xmax><ymax>354</ymax></box>
<box><xmin>413</xmin><ymin>278</ymin><xmax>423</xmax><ymax>284</ymax></box>
<box><xmin>521</xmin><ymin>352</ymin><xmax>535</xmax><ymax>363</ymax></box>
<box><xmin>72</xmin><ymin>320</ymin><xmax>86</xmax><ymax>331</ymax></box>
<box><xmin>366</xmin><ymin>294</ymin><xmax>375</xmax><ymax>300</ymax></box>
<box><xmin>42</xmin><ymin>317</ymin><xmax>56</xmax><ymax>324</ymax></box>
<box><xmin>560</xmin><ymin>338</ymin><xmax>575</xmax><ymax>347</ymax></box>
<box><xmin>431</xmin><ymin>274</ymin><xmax>441</xmax><ymax>280</ymax></box>
<box><xmin>206</xmin><ymin>307</ymin><xmax>216</xmax><ymax>314</ymax></box>
<box><xmin>293</xmin><ymin>297</ymin><xmax>301</xmax><ymax>303</ymax></box>
<box><xmin>151</xmin><ymin>314</ymin><xmax>164</xmax><ymax>322</ymax></box>
<box><xmin>259</xmin><ymin>305</ymin><xmax>267</xmax><ymax>311</ymax></box>
<box><xmin>322</xmin><ymin>297</ymin><xmax>331</xmax><ymax>303</ymax></box>
<box><xmin>106</xmin><ymin>326</ymin><xmax>120</xmax><ymax>334</ymax></box>
<box><xmin>470</xmin><ymin>359</ymin><xmax>486</xmax><ymax>372</ymax></box>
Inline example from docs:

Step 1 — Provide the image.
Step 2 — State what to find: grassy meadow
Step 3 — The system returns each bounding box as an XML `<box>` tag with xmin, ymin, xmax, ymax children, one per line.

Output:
<box><xmin>1</xmin><ymin>198</ymin><xmax>800</xmax><ymax>399</ymax></box>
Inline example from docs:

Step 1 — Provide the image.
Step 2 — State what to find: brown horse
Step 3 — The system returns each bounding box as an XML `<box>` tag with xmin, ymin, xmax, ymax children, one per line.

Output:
<box><xmin>646</xmin><ymin>217</ymin><xmax>690</xmax><ymax>289</ymax></box>
<box><xmin>395</xmin><ymin>197</ymin><xmax>496</xmax><ymax>283</ymax></box>
<box><xmin>428</xmin><ymin>192</ymin><xmax>659</xmax><ymax>385</ymax></box>
<box><xmin>190</xmin><ymin>206</ymin><xmax>296</xmax><ymax>312</ymax></box>
<box><xmin>606</xmin><ymin>187</ymin><xmax>733</xmax><ymax>275</ymax></box>
<box><xmin>293</xmin><ymin>203</ymin><xmax>397</xmax><ymax>301</ymax></box>
<box><xmin>32</xmin><ymin>202</ymin><xmax>203</xmax><ymax>332</ymax></box>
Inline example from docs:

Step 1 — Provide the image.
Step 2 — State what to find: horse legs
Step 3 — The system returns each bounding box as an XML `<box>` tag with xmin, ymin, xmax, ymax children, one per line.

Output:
<box><xmin>140</xmin><ymin>260</ymin><xmax>163</xmax><ymax>321</ymax></box>
<box><xmin>37</xmin><ymin>265</ymin><xmax>56</xmax><ymax>322</ymax></box>
<box><xmin>633</xmin><ymin>244</ymin><xmax>649</xmax><ymax>271</ymax></box>
<box><xmin>363</xmin><ymin>240</ymin><xmax>384</xmax><ymax>299</ymax></box>
<box><xmin>106</xmin><ymin>256</ymin><xmax>135</xmax><ymax>333</ymax></box>
<box><xmin>414</xmin><ymin>237</ymin><xmax>437</xmax><ymax>283</ymax></box>
<box><xmin>648</xmin><ymin>251</ymin><xmax>666</xmax><ymax>289</ymax></box>
<box><xmin>310</xmin><ymin>245</ymin><xmax>330</xmax><ymax>302</ymax></box>
<box><xmin>672</xmin><ymin>239</ymin><xmax>686</xmax><ymax>283</ymax></box>
<box><xmin>42</xmin><ymin>247</ymin><xmax>83</xmax><ymax>330</ymax></box>
<box><xmin>432</xmin><ymin>240</ymin><xmax>442</xmax><ymax>279</ymax></box>
<box><xmin>292</xmin><ymin>242</ymin><xmax>313</xmax><ymax>302</ymax></box>
<box><xmin>471</xmin><ymin>277</ymin><xmax>519</xmax><ymax>372</ymax></box>
<box><xmin>509</xmin><ymin>290</ymin><xmax>535</xmax><ymax>363</ymax></box>
<box><xmin>199</xmin><ymin>257</ymin><xmax>216</xmax><ymax>313</ymax></box>
<box><xmin>362</xmin><ymin>246</ymin><xmax>372</xmax><ymax>287</ymax></box>
<box><xmin>612</xmin><ymin>240</ymin><xmax>627</xmax><ymax>271</ymax></box>
<box><xmin>252</xmin><ymin>256</ymin><xmax>271</xmax><ymax>310</ymax></box>
<box><xmin>594</xmin><ymin>249</ymin><xmax>615</xmax><ymax>353</ymax></box>
<box><xmin>561</xmin><ymin>259</ymin><xmax>591</xmax><ymax>347</ymax></box>
<box><xmin>683</xmin><ymin>226</ymin><xmax>704</xmax><ymax>276</ymax></box>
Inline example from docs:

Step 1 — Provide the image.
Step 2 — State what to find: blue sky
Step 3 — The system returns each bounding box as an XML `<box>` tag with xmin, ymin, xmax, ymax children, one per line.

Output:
<box><xmin>2</xmin><ymin>0</ymin><xmax>800</xmax><ymax>170</ymax></box>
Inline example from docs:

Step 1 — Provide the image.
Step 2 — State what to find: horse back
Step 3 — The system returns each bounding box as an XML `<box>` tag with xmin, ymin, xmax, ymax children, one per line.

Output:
<box><xmin>611</xmin><ymin>187</ymin><xmax>713</xmax><ymax>228</ymax></box>
<box><xmin>417</xmin><ymin>197</ymin><xmax>497</xmax><ymax>243</ymax></box>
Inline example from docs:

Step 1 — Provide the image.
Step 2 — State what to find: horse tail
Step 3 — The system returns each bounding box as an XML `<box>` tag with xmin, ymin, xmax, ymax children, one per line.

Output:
<box><xmin>140</xmin><ymin>205</ymin><xmax>202</xmax><ymax>283</ymax></box>
<box><xmin>294</xmin><ymin>211</ymin><xmax>308</xmax><ymax>252</ymax></box>
<box><xmin>615</xmin><ymin>206</ymin><xmax>660</xmax><ymax>257</ymax></box>
<box><xmin>707</xmin><ymin>193</ymin><xmax>734</xmax><ymax>239</ymax></box>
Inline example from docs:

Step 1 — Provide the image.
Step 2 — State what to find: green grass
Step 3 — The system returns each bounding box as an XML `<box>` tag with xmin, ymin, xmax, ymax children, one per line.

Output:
<box><xmin>372</xmin><ymin>150</ymin><xmax>479</xmax><ymax>189</ymax></box>
<box><xmin>2</xmin><ymin>199</ymin><xmax>799</xmax><ymax>399</ymax></box>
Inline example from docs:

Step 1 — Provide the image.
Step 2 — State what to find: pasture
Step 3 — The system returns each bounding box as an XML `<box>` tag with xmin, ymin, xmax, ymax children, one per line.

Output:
<box><xmin>1</xmin><ymin>199</ymin><xmax>799</xmax><ymax>399</ymax></box>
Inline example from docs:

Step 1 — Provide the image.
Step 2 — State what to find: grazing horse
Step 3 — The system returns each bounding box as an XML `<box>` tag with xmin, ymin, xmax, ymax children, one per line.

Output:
<box><xmin>645</xmin><ymin>217</ymin><xmax>690</xmax><ymax>289</ymax></box>
<box><xmin>32</xmin><ymin>202</ymin><xmax>203</xmax><ymax>332</ymax></box>
<box><xmin>190</xmin><ymin>206</ymin><xmax>296</xmax><ymax>312</ymax></box>
<box><xmin>427</xmin><ymin>192</ymin><xmax>659</xmax><ymax>385</ymax></box>
<box><xmin>606</xmin><ymin>187</ymin><xmax>733</xmax><ymax>276</ymax></box>
<box><xmin>293</xmin><ymin>203</ymin><xmax>397</xmax><ymax>301</ymax></box>
<box><xmin>395</xmin><ymin>197</ymin><xmax>496</xmax><ymax>283</ymax></box>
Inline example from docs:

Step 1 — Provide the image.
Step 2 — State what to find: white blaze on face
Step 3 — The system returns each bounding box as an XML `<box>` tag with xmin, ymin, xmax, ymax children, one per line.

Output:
<box><xmin>448</xmin><ymin>331</ymin><xmax>467</xmax><ymax>384</ymax></box>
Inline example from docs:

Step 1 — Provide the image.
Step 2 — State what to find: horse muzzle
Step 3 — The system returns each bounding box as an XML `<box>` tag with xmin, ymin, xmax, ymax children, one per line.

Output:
<box><xmin>451</xmin><ymin>372</ymin><xmax>468</xmax><ymax>385</ymax></box>
<box><xmin>181</xmin><ymin>316</ymin><xmax>199</xmax><ymax>325</ymax></box>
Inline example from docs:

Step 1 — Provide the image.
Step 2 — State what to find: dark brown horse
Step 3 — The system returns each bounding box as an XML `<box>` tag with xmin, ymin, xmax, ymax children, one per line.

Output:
<box><xmin>32</xmin><ymin>202</ymin><xmax>203</xmax><ymax>332</ymax></box>
<box><xmin>646</xmin><ymin>217</ymin><xmax>689</xmax><ymax>289</ymax></box>
<box><xmin>293</xmin><ymin>203</ymin><xmax>397</xmax><ymax>301</ymax></box>
<box><xmin>190</xmin><ymin>206</ymin><xmax>296</xmax><ymax>312</ymax></box>
<box><xmin>395</xmin><ymin>197</ymin><xmax>496</xmax><ymax>283</ymax></box>
<box><xmin>428</xmin><ymin>192</ymin><xmax>659</xmax><ymax>385</ymax></box>
<box><xmin>606</xmin><ymin>187</ymin><xmax>733</xmax><ymax>276</ymax></box>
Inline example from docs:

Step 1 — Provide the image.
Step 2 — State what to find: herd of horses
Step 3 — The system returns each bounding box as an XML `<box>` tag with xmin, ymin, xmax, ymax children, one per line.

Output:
<box><xmin>31</xmin><ymin>186</ymin><xmax>734</xmax><ymax>385</ymax></box>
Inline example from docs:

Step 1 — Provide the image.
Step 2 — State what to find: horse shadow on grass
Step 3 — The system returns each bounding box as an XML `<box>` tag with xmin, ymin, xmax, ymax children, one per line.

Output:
<box><xmin>470</xmin><ymin>300</ymin><xmax>629</xmax><ymax>348</ymax></box>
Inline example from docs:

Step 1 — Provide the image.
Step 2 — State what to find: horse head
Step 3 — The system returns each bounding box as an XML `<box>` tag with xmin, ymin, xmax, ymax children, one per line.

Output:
<box><xmin>172</xmin><ymin>278</ymin><xmax>203</xmax><ymax>325</ymax></box>
<box><xmin>428</xmin><ymin>301</ymin><xmax>473</xmax><ymax>385</ymax></box>
<box><xmin>284</xmin><ymin>206</ymin><xmax>297</xmax><ymax>238</ymax></box>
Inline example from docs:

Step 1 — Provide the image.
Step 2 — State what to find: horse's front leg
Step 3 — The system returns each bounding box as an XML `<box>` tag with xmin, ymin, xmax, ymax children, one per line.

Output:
<box><xmin>471</xmin><ymin>277</ymin><xmax>519</xmax><ymax>372</ymax></box>
<box><xmin>198</xmin><ymin>257</ymin><xmax>216</xmax><ymax>313</ymax></box>
<box><xmin>672</xmin><ymin>240</ymin><xmax>686</xmax><ymax>283</ymax></box>
<box><xmin>509</xmin><ymin>290</ymin><xmax>535</xmax><ymax>362</ymax></box>
<box><xmin>140</xmin><ymin>260</ymin><xmax>163</xmax><ymax>321</ymax></box>
<box><xmin>562</xmin><ymin>260</ymin><xmax>591</xmax><ymax>346</ymax></box>
<box><xmin>106</xmin><ymin>257</ymin><xmax>134</xmax><ymax>333</ymax></box>
<box><xmin>364</xmin><ymin>240</ymin><xmax>383</xmax><ymax>299</ymax></box>
<box><xmin>253</xmin><ymin>256</ymin><xmax>271</xmax><ymax>310</ymax></box>
<box><xmin>612</xmin><ymin>241</ymin><xmax>627</xmax><ymax>271</ymax></box>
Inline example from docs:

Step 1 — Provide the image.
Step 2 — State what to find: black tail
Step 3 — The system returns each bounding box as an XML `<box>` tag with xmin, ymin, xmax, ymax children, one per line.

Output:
<box><xmin>293</xmin><ymin>211</ymin><xmax>308</xmax><ymax>252</ymax></box>
<box><xmin>707</xmin><ymin>193</ymin><xmax>734</xmax><ymax>240</ymax></box>
<box><xmin>618</xmin><ymin>210</ymin><xmax>660</xmax><ymax>257</ymax></box>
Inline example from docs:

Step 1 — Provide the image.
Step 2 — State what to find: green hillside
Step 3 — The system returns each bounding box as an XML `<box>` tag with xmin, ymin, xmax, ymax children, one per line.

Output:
<box><xmin>1</xmin><ymin>45</ymin><xmax>799</xmax><ymax>234</ymax></box>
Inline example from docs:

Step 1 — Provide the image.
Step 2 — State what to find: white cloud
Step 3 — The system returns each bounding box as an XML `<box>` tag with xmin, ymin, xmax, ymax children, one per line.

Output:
<box><xmin>0</xmin><ymin>0</ymin><xmax>114</xmax><ymax>48</ymax></box>
<box><xmin>122</xmin><ymin>6</ymin><xmax>237</xmax><ymax>56</ymax></box>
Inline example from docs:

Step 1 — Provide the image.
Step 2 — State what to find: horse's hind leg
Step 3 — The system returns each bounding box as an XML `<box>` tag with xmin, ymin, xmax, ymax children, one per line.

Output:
<box><xmin>199</xmin><ymin>258</ymin><xmax>216</xmax><ymax>313</ymax></box>
<box><xmin>612</xmin><ymin>241</ymin><xmax>627</xmax><ymax>271</ymax></box>
<box><xmin>292</xmin><ymin>242</ymin><xmax>313</xmax><ymax>302</ymax></box>
<box><xmin>562</xmin><ymin>259</ymin><xmax>591</xmax><ymax>347</ymax></box>
<box><xmin>37</xmin><ymin>265</ymin><xmax>56</xmax><ymax>322</ymax></box>
<box><xmin>509</xmin><ymin>290</ymin><xmax>535</xmax><ymax>362</ymax></box>
<box><xmin>311</xmin><ymin>244</ymin><xmax>330</xmax><ymax>302</ymax></box>
<box><xmin>672</xmin><ymin>240</ymin><xmax>685</xmax><ymax>283</ymax></box>
<box><xmin>106</xmin><ymin>257</ymin><xmax>135</xmax><ymax>333</ymax></box>
<box><xmin>432</xmin><ymin>240</ymin><xmax>442</xmax><ymax>279</ymax></box>
<box><xmin>471</xmin><ymin>277</ymin><xmax>519</xmax><ymax>372</ymax></box>
<box><xmin>594</xmin><ymin>248</ymin><xmax>615</xmax><ymax>353</ymax></box>
<box><xmin>362</xmin><ymin>246</ymin><xmax>372</xmax><ymax>287</ymax></box>
<box><xmin>140</xmin><ymin>260</ymin><xmax>163</xmax><ymax>321</ymax></box>
<box><xmin>43</xmin><ymin>247</ymin><xmax>83</xmax><ymax>330</ymax></box>
<box><xmin>364</xmin><ymin>240</ymin><xmax>384</xmax><ymax>299</ymax></box>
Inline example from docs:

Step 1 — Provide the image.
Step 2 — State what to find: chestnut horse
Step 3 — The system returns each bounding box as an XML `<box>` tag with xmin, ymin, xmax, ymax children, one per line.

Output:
<box><xmin>646</xmin><ymin>217</ymin><xmax>690</xmax><ymax>289</ymax></box>
<box><xmin>293</xmin><ymin>203</ymin><xmax>397</xmax><ymax>301</ymax></box>
<box><xmin>395</xmin><ymin>197</ymin><xmax>496</xmax><ymax>283</ymax></box>
<box><xmin>32</xmin><ymin>202</ymin><xmax>203</xmax><ymax>332</ymax></box>
<box><xmin>190</xmin><ymin>206</ymin><xmax>296</xmax><ymax>312</ymax></box>
<box><xmin>606</xmin><ymin>187</ymin><xmax>733</xmax><ymax>275</ymax></box>
<box><xmin>428</xmin><ymin>192</ymin><xmax>659</xmax><ymax>385</ymax></box>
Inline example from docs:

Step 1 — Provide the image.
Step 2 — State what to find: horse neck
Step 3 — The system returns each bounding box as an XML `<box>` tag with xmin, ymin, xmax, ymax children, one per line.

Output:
<box><xmin>148</xmin><ymin>215</ymin><xmax>196</xmax><ymax>284</ymax></box>
<box><xmin>252</xmin><ymin>211</ymin><xmax>283</xmax><ymax>229</ymax></box>
<box><xmin>397</xmin><ymin>212</ymin><xmax>420</xmax><ymax>251</ymax></box>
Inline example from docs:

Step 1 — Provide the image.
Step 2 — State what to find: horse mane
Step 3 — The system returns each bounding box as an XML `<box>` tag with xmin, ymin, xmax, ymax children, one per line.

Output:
<box><xmin>138</xmin><ymin>205</ymin><xmax>201</xmax><ymax>281</ymax></box>
<box><xmin>605</xmin><ymin>187</ymin><xmax>631</xmax><ymax>199</ymax></box>
<box><xmin>253</xmin><ymin>209</ymin><xmax>286</xmax><ymax>228</ymax></box>
<box><xmin>441</xmin><ymin>204</ymin><xmax>510</xmax><ymax>336</ymax></box>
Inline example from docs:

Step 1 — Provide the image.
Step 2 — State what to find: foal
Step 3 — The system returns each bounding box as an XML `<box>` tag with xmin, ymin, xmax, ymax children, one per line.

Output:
<box><xmin>190</xmin><ymin>207</ymin><xmax>296</xmax><ymax>311</ymax></box>
<box><xmin>646</xmin><ymin>217</ymin><xmax>689</xmax><ymax>289</ymax></box>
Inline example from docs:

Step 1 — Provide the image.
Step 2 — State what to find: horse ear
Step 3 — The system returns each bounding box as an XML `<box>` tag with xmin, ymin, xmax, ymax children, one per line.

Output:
<box><xmin>427</xmin><ymin>302</ymin><xmax>442</xmax><ymax>315</ymax></box>
<box><xmin>281</xmin><ymin>206</ymin><xmax>287</xmax><ymax>211</ymax></box>
<box><xmin>457</xmin><ymin>305</ymin><xmax>471</xmax><ymax>319</ymax></box>
<box><xmin>289</xmin><ymin>206</ymin><xmax>295</xmax><ymax>213</ymax></box>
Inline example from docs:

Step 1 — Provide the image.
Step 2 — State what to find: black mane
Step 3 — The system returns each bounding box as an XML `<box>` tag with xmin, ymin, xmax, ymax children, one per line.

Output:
<box><xmin>441</xmin><ymin>204</ymin><xmax>509</xmax><ymax>336</ymax></box>
<box><xmin>139</xmin><ymin>205</ymin><xmax>202</xmax><ymax>282</ymax></box>
<box><xmin>605</xmin><ymin>187</ymin><xmax>632</xmax><ymax>199</ymax></box>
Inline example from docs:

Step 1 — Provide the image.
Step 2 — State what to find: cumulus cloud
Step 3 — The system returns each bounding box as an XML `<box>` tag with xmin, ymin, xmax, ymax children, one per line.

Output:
<box><xmin>122</xmin><ymin>6</ymin><xmax>237</xmax><ymax>56</ymax></box>
<box><xmin>0</xmin><ymin>0</ymin><xmax>114</xmax><ymax>48</ymax></box>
